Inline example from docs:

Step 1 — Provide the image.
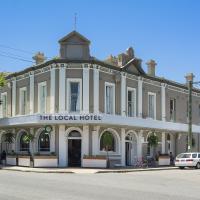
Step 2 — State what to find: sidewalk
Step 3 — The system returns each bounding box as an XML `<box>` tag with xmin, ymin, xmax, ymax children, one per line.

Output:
<box><xmin>0</xmin><ymin>165</ymin><xmax>178</xmax><ymax>174</ymax></box>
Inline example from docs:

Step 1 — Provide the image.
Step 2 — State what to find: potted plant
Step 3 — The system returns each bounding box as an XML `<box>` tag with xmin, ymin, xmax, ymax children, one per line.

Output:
<box><xmin>6</xmin><ymin>150</ymin><xmax>17</xmax><ymax>166</ymax></box>
<box><xmin>33</xmin><ymin>152</ymin><xmax>58</xmax><ymax>168</ymax></box>
<box><xmin>82</xmin><ymin>155</ymin><xmax>107</xmax><ymax>168</ymax></box>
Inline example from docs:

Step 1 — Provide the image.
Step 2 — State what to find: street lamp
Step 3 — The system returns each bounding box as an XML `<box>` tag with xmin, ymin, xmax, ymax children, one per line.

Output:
<box><xmin>185</xmin><ymin>73</ymin><xmax>200</xmax><ymax>152</ymax></box>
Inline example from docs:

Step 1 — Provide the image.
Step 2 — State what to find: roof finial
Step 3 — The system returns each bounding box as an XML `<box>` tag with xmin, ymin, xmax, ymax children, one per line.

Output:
<box><xmin>74</xmin><ymin>13</ymin><xmax>77</xmax><ymax>31</ymax></box>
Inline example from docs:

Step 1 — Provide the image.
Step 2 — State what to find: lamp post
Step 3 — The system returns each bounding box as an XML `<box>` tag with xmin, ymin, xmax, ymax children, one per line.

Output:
<box><xmin>185</xmin><ymin>73</ymin><xmax>194</xmax><ymax>152</ymax></box>
<box><xmin>185</xmin><ymin>73</ymin><xmax>200</xmax><ymax>152</ymax></box>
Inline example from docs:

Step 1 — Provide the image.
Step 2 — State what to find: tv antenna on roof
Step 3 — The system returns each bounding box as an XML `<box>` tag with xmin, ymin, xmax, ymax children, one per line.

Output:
<box><xmin>74</xmin><ymin>13</ymin><xmax>77</xmax><ymax>31</ymax></box>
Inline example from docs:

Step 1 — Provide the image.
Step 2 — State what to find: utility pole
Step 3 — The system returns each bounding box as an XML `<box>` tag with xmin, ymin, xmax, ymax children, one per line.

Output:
<box><xmin>185</xmin><ymin>73</ymin><xmax>194</xmax><ymax>152</ymax></box>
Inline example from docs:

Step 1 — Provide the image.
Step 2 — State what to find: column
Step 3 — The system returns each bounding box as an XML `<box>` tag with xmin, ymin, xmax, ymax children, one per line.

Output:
<box><xmin>50</xmin><ymin>66</ymin><xmax>56</xmax><ymax>113</ymax></box>
<box><xmin>121</xmin><ymin>73</ymin><xmax>126</xmax><ymax>116</ymax></box>
<box><xmin>138</xmin><ymin>77</ymin><xmax>143</xmax><ymax>118</ymax></box>
<box><xmin>58</xmin><ymin>125</ymin><xmax>66</xmax><ymax>167</ymax></box>
<box><xmin>82</xmin><ymin>125</ymin><xmax>89</xmax><ymax>158</ymax></box>
<box><xmin>50</xmin><ymin>126</ymin><xmax>56</xmax><ymax>153</ymax></box>
<box><xmin>161</xmin><ymin>83</ymin><xmax>166</xmax><ymax>121</ymax></box>
<box><xmin>30</xmin><ymin>128</ymin><xmax>34</xmax><ymax>154</ymax></box>
<box><xmin>137</xmin><ymin>130</ymin><xmax>143</xmax><ymax>158</ymax></box>
<box><xmin>12</xmin><ymin>78</ymin><xmax>16</xmax><ymax>116</ymax></box>
<box><xmin>92</xmin><ymin>126</ymin><xmax>100</xmax><ymax>155</ymax></box>
<box><xmin>82</xmin><ymin>65</ymin><xmax>90</xmax><ymax>114</ymax></box>
<box><xmin>161</xmin><ymin>132</ymin><xmax>166</xmax><ymax>154</ymax></box>
<box><xmin>170</xmin><ymin>134</ymin><xmax>175</xmax><ymax>155</ymax></box>
<box><xmin>93</xmin><ymin>65</ymin><xmax>99</xmax><ymax>113</ymax></box>
<box><xmin>121</xmin><ymin>128</ymin><xmax>126</xmax><ymax>166</ymax></box>
<box><xmin>11</xmin><ymin>129</ymin><xmax>16</xmax><ymax>151</ymax></box>
<box><xmin>29</xmin><ymin>72</ymin><xmax>34</xmax><ymax>114</ymax></box>
<box><xmin>59</xmin><ymin>65</ymin><xmax>66</xmax><ymax>113</ymax></box>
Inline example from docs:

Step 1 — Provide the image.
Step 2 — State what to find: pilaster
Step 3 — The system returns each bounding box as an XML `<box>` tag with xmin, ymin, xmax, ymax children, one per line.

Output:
<box><xmin>50</xmin><ymin>66</ymin><xmax>56</xmax><ymax>113</ymax></box>
<box><xmin>59</xmin><ymin>65</ymin><xmax>66</xmax><ymax>113</ymax></box>
<box><xmin>93</xmin><ymin>65</ymin><xmax>99</xmax><ymax>114</ymax></box>
<box><xmin>121</xmin><ymin>128</ymin><xmax>126</xmax><ymax>166</ymax></box>
<box><xmin>12</xmin><ymin>78</ymin><xmax>16</xmax><ymax>116</ymax></box>
<box><xmin>138</xmin><ymin>77</ymin><xmax>143</xmax><ymax>118</ymax></box>
<box><xmin>29</xmin><ymin>72</ymin><xmax>34</xmax><ymax>114</ymax></box>
<box><xmin>121</xmin><ymin>73</ymin><xmax>126</xmax><ymax>116</ymax></box>
<box><xmin>92</xmin><ymin>126</ymin><xmax>100</xmax><ymax>155</ymax></box>
<box><xmin>161</xmin><ymin>83</ymin><xmax>166</xmax><ymax>121</ymax></box>
<box><xmin>82</xmin><ymin>125</ymin><xmax>89</xmax><ymax>159</ymax></box>
<box><xmin>161</xmin><ymin>132</ymin><xmax>166</xmax><ymax>154</ymax></box>
<box><xmin>82</xmin><ymin>64</ymin><xmax>90</xmax><ymax>114</ymax></box>
<box><xmin>58</xmin><ymin>125</ymin><xmax>66</xmax><ymax>167</ymax></box>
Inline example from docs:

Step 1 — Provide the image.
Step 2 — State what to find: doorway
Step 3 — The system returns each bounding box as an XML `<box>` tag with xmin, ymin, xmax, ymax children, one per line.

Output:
<box><xmin>125</xmin><ymin>142</ymin><xmax>132</xmax><ymax>166</ymax></box>
<box><xmin>68</xmin><ymin>130</ymin><xmax>82</xmax><ymax>167</ymax></box>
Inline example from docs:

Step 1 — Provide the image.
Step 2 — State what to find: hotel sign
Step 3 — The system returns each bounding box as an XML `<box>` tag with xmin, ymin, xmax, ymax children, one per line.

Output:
<box><xmin>39</xmin><ymin>114</ymin><xmax>102</xmax><ymax>121</ymax></box>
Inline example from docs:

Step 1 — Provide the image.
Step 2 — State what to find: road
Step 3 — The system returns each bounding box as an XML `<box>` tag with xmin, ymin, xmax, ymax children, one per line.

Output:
<box><xmin>0</xmin><ymin>169</ymin><xmax>200</xmax><ymax>200</ymax></box>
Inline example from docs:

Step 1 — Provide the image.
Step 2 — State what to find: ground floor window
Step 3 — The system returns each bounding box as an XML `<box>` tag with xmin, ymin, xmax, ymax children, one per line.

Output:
<box><xmin>20</xmin><ymin>132</ymin><xmax>29</xmax><ymax>151</ymax></box>
<box><xmin>39</xmin><ymin>131</ymin><xmax>50</xmax><ymax>152</ymax></box>
<box><xmin>100</xmin><ymin>131</ymin><xmax>116</xmax><ymax>152</ymax></box>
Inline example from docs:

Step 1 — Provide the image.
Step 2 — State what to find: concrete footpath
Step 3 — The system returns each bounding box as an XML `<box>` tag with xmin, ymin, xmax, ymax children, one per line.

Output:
<box><xmin>0</xmin><ymin>165</ymin><xmax>178</xmax><ymax>174</ymax></box>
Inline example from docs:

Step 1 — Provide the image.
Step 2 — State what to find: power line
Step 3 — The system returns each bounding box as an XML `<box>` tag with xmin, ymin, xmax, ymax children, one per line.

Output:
<box><xmin>0</xmin><ymin>53</ymin><xmax>34</xmax><ymax>63</ymax></box>
<box><xmin>0</xmin><ymin>50</ymin><xmax>31</xmax><ymax>60</ymax></box>
<box><xmin>0</xmin><ymin>44</ymin><xmax>34</xmax><ymax>55</ymax></box>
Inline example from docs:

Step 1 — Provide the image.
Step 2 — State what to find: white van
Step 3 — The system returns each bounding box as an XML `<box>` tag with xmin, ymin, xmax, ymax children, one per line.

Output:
<box><xmin>175</xmin><ymin>152</ymin><xmax>200</xmax><ymax>169</ymax></box>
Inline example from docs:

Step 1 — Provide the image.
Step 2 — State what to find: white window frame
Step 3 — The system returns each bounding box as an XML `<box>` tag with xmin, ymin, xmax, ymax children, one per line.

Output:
<box><xmin>148</xmin><ymin>92</ymin><xmax>156</xmax><ymax>119</ymax></box>
<box><xmin>66</xmin><ymin>78</ymin><xmax>82</xmax><ymax>113</ymax></box>
<box><xmin>1</xmin><ymin>92</ymin><xmax>7</xmax><ymax>118</ymax></box>
<box><xmin>19</xmin><ymin>87</ymin><xmax>27</xmax><ymax>115</ymax></box>
<box><xmin>104</xmin><ymin>82</ymin><xmax>115</xmax><ymax>115</ymax></box>
<box><xmin>38</xmin><ymin>81</ymin><xmax>47</xmax><ymax>113</ymax></box>
<box><xmin>127</xmin><ymin>87</ymin><xmax>136</xmax><ymax>117</ymax></box>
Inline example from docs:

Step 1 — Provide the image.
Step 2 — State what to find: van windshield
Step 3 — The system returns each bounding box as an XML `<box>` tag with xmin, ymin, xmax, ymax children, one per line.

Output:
<box><xmin>177</xmin><ymin>153</ymin><xmax>191</xmax><ymax>158</ymax></box>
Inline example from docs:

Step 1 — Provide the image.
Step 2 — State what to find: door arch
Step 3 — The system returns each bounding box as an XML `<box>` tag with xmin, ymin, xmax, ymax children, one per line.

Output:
<box><xmin>68</xmin><ymin>130</ymin><xmax>82</xmax><ymax>167</ymax></box>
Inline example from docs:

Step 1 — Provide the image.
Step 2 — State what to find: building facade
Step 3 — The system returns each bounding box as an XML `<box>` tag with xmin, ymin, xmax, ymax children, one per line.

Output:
<box><xmin>0</xmin><ymin>30</ymin><xmax>200</xmax><ymax>167</ymax></box>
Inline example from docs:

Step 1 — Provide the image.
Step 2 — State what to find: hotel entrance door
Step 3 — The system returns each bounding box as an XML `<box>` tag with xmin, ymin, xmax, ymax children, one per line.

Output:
<box><xmin>68</xmin><ymin>139</ymin><xmax>81</xmax><ymax>167</ymax></box>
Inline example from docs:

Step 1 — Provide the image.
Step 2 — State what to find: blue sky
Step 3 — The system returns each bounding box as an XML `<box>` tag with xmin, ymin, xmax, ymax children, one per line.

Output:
<box><xmin>0</xmin><ymin>0</ymin><xmax>200</xmax><ymax>84</ymax></box>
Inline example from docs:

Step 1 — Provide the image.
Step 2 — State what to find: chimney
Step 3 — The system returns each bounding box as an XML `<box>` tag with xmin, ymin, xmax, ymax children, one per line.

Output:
<box><xmin>185</xmin><ymin>73</ymin><xmax>195</xmax><ymax>84</ymax></box>
<box><xmin>146</xmin><ymin>59</ymin><xmax>157</xmax><ymax>77</ymax></box>
<box><xmin>33</xmin><ymin>52</ymin><xmax>46</xmax><ymax>65</ymax></box>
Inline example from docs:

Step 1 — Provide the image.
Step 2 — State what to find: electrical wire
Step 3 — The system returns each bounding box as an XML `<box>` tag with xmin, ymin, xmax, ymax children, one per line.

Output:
<box><xmin>0</xmin><ymin>53</ymin><xmax>34</xmax><ymax>63</ymax></box>
<box><xmin>0</xmin><ymin>44</ymin><xmax>34</xmax><ymax>55</ymax></box>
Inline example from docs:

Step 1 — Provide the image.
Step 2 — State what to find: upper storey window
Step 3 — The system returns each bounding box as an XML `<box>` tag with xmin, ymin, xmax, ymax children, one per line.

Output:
<box><xmin>67</xmin><ymin>79</ymin><xmax>82</xmax><ymax>113</ymax></box>
<box><xmin>38</xmin><ymin>82</ymin><xmax>47</xmax><ymax>114</ymax></box>
<box><xmin>105</xmin><ymin>82</ymin><xmax>115</xmax><ymax>115</ymax></box>
<box><xmin>148</xmin><ymin>92</ymin><xmax>156</xmax><ymax>119</ymax></box>
<box><xmin>19</xmin><ymin>87</ymin><xmax>27</xmax><ymax>115</ymax></box>
<box><xmin>127</xmin><ymin>87</ymin><xmax>136</xmax><ymax>117</ymax></box>
<box><xmin>170</xmin><ymin>98</ymin><xmax>176</xmax><ymax>122</ymax></box>
<box><xmin>1</xmin><ymin>92</ymin><xmax>7</xmax><ymax>117</ymax></box>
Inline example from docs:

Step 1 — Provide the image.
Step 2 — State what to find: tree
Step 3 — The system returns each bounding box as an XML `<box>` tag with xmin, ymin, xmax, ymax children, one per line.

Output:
<box><xmin>147</xmin><ymin>132</ymin><xmax>159</xmax><ymax>159</ymax></box>
<box><xmin>22</xmin><ymin>132</ymin><xmax>35</xmax><ymax>156</ymax></box>
<box><xmin>0</xmin><ymin>72</ymin><xmax>6</xmax><ymax>87</ymax></box>
<box><xmin>101</xmin><ymin>131</ymin><xmax>114</xmax><ymax>168</ymax></box>
<box><xmin>3</xmin><ymin>130</ymin><xmax>15</xmax><ymax>153</ymax></box>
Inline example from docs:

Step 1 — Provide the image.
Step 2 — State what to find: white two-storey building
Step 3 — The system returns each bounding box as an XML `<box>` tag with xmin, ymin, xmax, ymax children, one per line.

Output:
<box><xmin>0</xmin><ymin>30</ymin><xmax>200</xmax><ymax>167</ymax></box>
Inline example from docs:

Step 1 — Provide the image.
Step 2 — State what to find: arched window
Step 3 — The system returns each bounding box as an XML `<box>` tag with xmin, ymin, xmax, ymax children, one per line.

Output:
<box><xmin>20</xmin><ymin>132</ymin><xmax>29</xmax><ymax>151</ymax></box>
<box><xmin>39</xmin><ymin>131</ymin><xmax>50</xmax><ymax>152</ymax></box>
<box><xmin>100</xmin><ymin>131</ymin><xmax>116</xmax><ymax>152</ymax></box>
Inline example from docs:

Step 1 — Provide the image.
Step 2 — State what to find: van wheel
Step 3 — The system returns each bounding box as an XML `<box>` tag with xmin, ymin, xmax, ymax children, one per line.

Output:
<box><xmin>196</xmin><ymin>163</ymin><xmax>200</xmax><ymax>169</ymax></box>
<box><xmin>179</xmin><ymin>167</ymin><xmax>185</xmax><ymax>169</ymax></box>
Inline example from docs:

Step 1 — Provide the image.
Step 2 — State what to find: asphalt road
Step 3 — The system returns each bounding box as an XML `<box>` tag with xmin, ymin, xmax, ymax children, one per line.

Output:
<box><xmin>0</xmin><ymin>169</ymin><xmax>200</xmax><ymax>200</ymax></box>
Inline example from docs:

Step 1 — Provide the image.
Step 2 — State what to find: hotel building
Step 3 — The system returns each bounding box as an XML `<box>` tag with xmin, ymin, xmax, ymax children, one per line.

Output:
<box><xmin>0</xmin><ymin>30</ymin><xmax>200</xmax><ymax>167</ymax></box>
